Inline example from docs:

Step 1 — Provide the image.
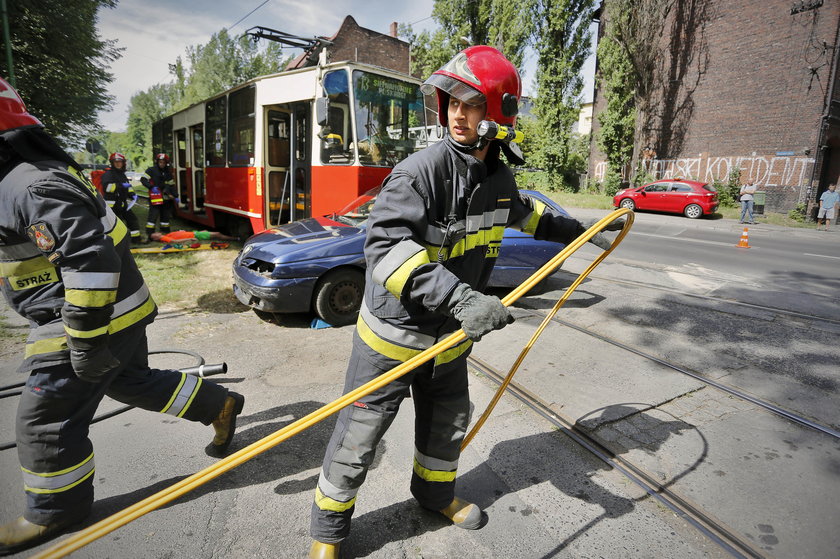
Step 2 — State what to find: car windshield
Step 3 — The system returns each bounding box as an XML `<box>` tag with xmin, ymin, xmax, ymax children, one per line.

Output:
<box><xmin>332</xmin><ymin>186</ymin><xmax>381</xmax><ymax>227</ymax></box>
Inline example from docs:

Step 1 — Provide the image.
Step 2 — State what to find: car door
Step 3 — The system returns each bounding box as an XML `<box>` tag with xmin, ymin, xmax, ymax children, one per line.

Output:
<box><xmin>640</xmin><ymin>182</ymin><xmax>670</xmax><ymax>210</ymax></box>
<box><xmin>665</xmin><ymin>182</ymin><xmax>693</xmax><ymax>213</ymax></box>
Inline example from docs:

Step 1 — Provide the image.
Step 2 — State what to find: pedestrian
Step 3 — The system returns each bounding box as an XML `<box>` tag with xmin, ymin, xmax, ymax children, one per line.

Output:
<box><xmin>739</xmin><ymin>182</ymin><xmax>757</xmax><ymax>224</ymax></box>
<box><xmin>307</xmin><ymin>46</ymin><xmax>622</xmax><ymax>559</ymax></box>
<box><xmin>816</xmin><ymin>183</ymin><xmax>839</xmax><ymax>231</ymax></box>
<box><xmin>140</xmin><ymin>153</ymin><xmax>176</xmax><ymax>239</ymax></box>
<box><xmin>101</xmin><ymin>152</ymin><xmax>142</xmax><ymax>244</ymax></box>
<box><xmin>0</xmin><ymin>77</ymin><xmax>245</xmax><ymax>555</ymax></box>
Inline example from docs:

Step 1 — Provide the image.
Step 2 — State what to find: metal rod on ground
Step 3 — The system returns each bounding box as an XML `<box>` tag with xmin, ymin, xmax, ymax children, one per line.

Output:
<box><xmin>31</xmin><ymin>209</ymin><xmax>633</xmax><ymax>559</ymax></box>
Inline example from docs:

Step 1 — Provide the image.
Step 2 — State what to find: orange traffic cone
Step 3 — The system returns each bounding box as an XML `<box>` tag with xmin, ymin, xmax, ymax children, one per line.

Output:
<box><xmin>736</xmin><ymin>227</ymin><xmax>750</xmax><ymax>248</ymax></box>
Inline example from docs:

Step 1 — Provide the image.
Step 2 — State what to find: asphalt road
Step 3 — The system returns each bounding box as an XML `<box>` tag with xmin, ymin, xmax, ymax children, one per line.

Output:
<box><xmin>0</xmin><ymin>209</ymin><xmax>838</xmax><ymax>558</ymax></box>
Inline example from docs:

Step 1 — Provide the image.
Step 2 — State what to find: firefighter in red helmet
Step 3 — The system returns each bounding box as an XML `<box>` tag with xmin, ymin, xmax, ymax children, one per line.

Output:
<box><xmin>140</xmin><ymin>152</ymin><xmax>177</xmax><ymax>239</ymax></box>
<box><xmin>0</xmin><ymin>77</ymin><xmax>245</xmax><ymax>554</ymax></box>
<box><xmin>101</xmin><ymin>152</ymin><xmax>142</xmax><ymax>243</ymax></box>
<box><xmin>307</xmin><ymin>46</ymin><xmax>622</xmax><ymax>558</ymax></box>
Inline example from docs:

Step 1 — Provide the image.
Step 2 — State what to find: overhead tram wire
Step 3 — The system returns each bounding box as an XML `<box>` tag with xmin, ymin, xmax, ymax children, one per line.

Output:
<box><xmin>229</xmin><ymin>0</ymin><xmax>272</xmax><ymax>31</ymax></box>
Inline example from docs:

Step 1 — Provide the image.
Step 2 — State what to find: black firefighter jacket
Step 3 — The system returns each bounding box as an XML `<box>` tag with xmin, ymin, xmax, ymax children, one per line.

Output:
<box><xmin>101</xmin><ymin>167</ymin><xmax>136</xmax><ymax>213</ymax></box>
<box><xmin>0</xmin><ymin>160</ymin><xmax>157</xmax><ymax>372</ymax></box>
<box><xmin>358</xmin><ymin>137</ymin><xmax>585</xmax><ymax>364</ymax></box>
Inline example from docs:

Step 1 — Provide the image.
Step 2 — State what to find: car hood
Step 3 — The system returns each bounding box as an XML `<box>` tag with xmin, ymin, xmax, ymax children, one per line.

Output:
<box><xmin>241</xmin><ymin>217</ymin><xmax>364</xmax><ymax>264</ymax></box>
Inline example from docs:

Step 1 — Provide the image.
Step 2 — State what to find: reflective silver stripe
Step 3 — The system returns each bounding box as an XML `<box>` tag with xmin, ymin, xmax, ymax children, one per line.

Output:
<box><xmin>317</xmin><ymin>470</ymin><xmax>359</xmax><ymax>502</ymax></box>
<box><xmin>0</xmin><ymin>242</ymin><xmax>41</xmax><ymax>260</ymax></box>
<box><xmin>494</xmin><ymin>207</ymin><xmax>510</xmax><ymax>226</ymax></box>
<box><xmin>422</xmin><ymin>223</ymin><xmax>449</xmax><ymax>245</ymax></box>
<box><xmin>63</xmin><ymin>271</ymin><xmax>120</xmax><ymax>289</ymax></box>
<box><xmin>27</xmin><ymin>320</ymin><xmax>65</xmax><ymax>342</ymax></box>
<box><xmin>360</xmin><ymin>301</ymin><xmax>437</xmax><ymax>349</ymax></box>
<box><xmin>163</xmin><ymin>373</ymin><xmax>200</xmax><ymax>417</ymax></box>
<box><xmin>111</xmin><ymin>283</ymin><xmax>150</xmax><ymax>318</ymax></box>
<box><xmin>22</xmin><ymin>454</ymin><xmax>95</xmax><ymax>493</ymax></box>
<box><xmin>101</xmin><ymin>208</ymin><xmax>118</xmax><ymax>233</ymax></box>
<box><xmin>415</xmin><ymin>448</ymin><xmax>458</xmax><ymax>472</ymax></box>
<box><xmin>371</xmin><ymin>239</ymin><xmax>425</xmax><ymax>286</ymax></box>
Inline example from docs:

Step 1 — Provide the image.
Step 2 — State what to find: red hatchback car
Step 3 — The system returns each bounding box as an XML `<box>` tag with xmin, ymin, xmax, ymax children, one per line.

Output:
<box><xmin>613</xmin><ymin>179</ymin><xmax>719</xmax><ymax>219</ymax></box>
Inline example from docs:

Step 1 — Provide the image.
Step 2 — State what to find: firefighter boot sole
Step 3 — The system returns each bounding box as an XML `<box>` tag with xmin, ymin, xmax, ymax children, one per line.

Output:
<box><xmin>205</xmin><ymin>392</ymin><xmax>245</xmax><ymax>458</ymax></box>
<box><xmin>0</xmin><ymin>516</ymin><xmax>80</xmax><ymax>556</ymax></box>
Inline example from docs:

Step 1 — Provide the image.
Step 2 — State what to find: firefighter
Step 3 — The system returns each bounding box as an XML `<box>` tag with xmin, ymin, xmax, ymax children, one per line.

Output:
<box><xmin>141</xmin><ymin>153</ymin><xmax>176</xmax><ymax>238</ymax></box>
<box><xmin>101</xmin><ymin>152</ymin><xmax>142</xmax><ymax>243</ymax></box>
<box><xmin>0</xmin><ymin>77</ymin><xmax>245</xmax><ymax>555</ymax></box>
<box><xmin>308</xmin><ymin>46</ymin><xmax>623</xmax><ymax>558</ymax></box>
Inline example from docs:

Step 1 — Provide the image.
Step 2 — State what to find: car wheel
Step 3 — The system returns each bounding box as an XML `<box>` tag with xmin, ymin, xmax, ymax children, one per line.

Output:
<box><xmin>619</xmin><ymin>198</ymin><xmax>635</xmax><ymax>210</ymax></box>
<box><xmin>684</xmin><ymin>204</ymin><xmax>703</xmax><ymax>219</ymax></box>
<box><xmin>314</xmin><ymin>268</ymin><xmax>364</xmax><ymax>326</ymax></box>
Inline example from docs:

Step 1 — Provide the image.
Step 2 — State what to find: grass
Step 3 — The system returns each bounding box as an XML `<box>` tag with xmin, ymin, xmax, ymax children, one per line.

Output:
<box><xmin>535</xmin><ymin>189</ymin><xmax>816</xmax><ymax>228</ymax></box>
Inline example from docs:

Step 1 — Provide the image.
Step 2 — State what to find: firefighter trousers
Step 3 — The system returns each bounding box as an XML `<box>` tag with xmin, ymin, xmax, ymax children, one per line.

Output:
<box><xmin>310</xmin><ymin>330</ymin><xmax>470</xmax><ymax>543</ymax></box>
<box><xmin>15</xmin><ymin>327</ymin><xmax>228</xmax><ymax>526</ymax></box>
<box><xmin>114</xmin><ymin>208</ymin><xmax>141</xmax><ymax>243</ymax></box>
<box><xmin>145</xmin><ymin>201</ymin><xmax>172</xmax><ymax>236</ymax></box>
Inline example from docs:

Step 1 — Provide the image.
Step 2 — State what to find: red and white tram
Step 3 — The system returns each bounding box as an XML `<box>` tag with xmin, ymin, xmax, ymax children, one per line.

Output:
<box><xmin>152</xmin><ymin>60</ymin><xmax>432</xmax><ymax>237</ymax></box>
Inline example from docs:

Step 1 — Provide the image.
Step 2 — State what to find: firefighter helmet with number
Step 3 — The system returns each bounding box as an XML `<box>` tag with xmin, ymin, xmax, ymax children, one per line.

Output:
<box><xmin>420</xmin><ymin>45</ymin><xmax>521</xmax><ymax>127</ymax></box>
<box><xmin>155</xmin><ymin>153</ymin><xmax>170</xmax><ymax>165</ymax></box>
<box><xmin>0</xmin><ymin>77</ymin><xmax>43</xmax><ymax>132</ymax></box>
<box><xmin>109</xmin><ymin>152</ymin><xmax>127</xmax><ymax>166</ymax></box>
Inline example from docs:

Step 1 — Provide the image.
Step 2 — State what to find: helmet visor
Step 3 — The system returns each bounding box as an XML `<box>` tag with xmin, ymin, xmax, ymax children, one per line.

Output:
<box><xmin>420</xmin><ymin>73</ymin><xmax>486</xmax><ymax>106</ymax></box>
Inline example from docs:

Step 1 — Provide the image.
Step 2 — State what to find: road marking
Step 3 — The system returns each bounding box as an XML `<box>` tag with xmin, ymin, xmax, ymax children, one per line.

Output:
<box><xmin>804</xmin><ymin>253</ymin><xmax>840</xmax><ymax>260</ymax></box>
<box><xmin>631</xmin><ymin>231</ymin><xmax>758</xmax><ymax>249</ymax></box>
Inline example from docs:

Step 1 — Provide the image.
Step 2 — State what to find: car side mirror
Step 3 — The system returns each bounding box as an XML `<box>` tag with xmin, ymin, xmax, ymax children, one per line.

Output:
<box><xmin>316</xmin><ymin>97</ymin><xmax>329</xmax><ymax>127</ymax></box>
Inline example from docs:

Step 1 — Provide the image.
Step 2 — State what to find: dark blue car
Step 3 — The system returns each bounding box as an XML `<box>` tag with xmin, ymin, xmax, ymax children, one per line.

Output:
<box><xmin>233</xmin><ymin>188</ymin><xmax>570</xmax><ymax>325</ymax></box>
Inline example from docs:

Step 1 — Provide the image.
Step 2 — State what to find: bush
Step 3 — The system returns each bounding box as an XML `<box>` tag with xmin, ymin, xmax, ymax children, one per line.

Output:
<box><xmin>602</xmin><ymin>169</ymin><xmax>624</xmax><ymax>197</ymax></box>
<box><xmin>788</xmin><ymin>203</ymin><xmax>807</xmax><ymax>222</ymax></box>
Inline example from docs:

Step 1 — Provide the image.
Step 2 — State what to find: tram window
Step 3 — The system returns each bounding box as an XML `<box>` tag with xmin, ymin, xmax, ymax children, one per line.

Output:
<box><xmin>267</xmin><ymin>112</ymin><xmax>290</xmax><ymax>168</ymax></box>
<box><xmin>228</xmin><ymin>86</ymin><xmax>255</xmax><ymax>167</ymax></box>
<box><xmin>320</xmin><ymin>70</ymin><xmax>352</xmax><ymax>165</ymax></box>
<box><xmin>152</xmin><ymin>117</ymin><xmax>173</xmax><ymax>160</ymax></box>
<box><xmin>192</xmin><ymin>127</ymin><xmax>204</xmax><ymax>169</ymax></box>
<box><xmin>205</xmin><ymin>96</ymin><xmax>226</xmax><ymax>167</ymax></box>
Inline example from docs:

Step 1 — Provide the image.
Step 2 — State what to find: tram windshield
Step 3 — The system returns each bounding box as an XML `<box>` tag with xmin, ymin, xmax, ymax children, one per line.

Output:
<box><xmin>352</xmin><ymin>70</ymin><xmax>427</xmax><ymax>167</ymax></box>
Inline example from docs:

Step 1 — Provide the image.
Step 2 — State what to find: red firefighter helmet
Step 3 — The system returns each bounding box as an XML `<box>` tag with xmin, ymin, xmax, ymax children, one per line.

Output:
<box><xmin>420</xmin><ymin>45</ymin><xmax>521</xmax><ymax>127</ymax></box>
<box><xmin>0</xmin><ymin>77</ymin><xmax>43</xmax><ymax>132</ymax></box>
<box><xmin>155</xmin><ymin>153</ymin><xmax>170</xmax><ymax>165</ymax></box>
<box><xmin>109</xmin><ymin>152</ymin><xmax>127</xmax><ymax>166</ymax></box>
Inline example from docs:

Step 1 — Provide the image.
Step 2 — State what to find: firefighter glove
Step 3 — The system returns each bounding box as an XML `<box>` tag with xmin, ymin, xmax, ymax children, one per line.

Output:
<box><xmin>70</xmin><ymin>345</ymin><xmax>120</xmax><ymax>383</ymax></box>
<box><xmin>444</xmin><ymin>284</ymin><xmax>514</xmax><ymax>342</ymax></box>
<box><xmin>578</xmin><ymin>217</ymin><xmax>626</xmax><ymax>251</ymax></box>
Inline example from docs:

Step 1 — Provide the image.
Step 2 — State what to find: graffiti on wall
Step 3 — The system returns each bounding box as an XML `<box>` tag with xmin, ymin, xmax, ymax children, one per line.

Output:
<box><xmin>594</xmin><ymin>153</ymin><xmax>815</xmax><ymax>193</ymax></box>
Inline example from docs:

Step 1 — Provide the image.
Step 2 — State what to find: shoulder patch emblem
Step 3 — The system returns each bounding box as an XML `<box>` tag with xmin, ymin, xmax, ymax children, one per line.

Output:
<box><xmin>26</xmin><ymin>222</ymin><xmax>56</xmax><ymax>253</ymax></box>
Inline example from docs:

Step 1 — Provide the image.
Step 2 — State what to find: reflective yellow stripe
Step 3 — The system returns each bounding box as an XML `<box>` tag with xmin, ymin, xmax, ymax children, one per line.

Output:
<box><xmin>314</xmin><ymin>486</ymin><xmax>356</xmax><ymax>512</ymax></box>
<box><xmin>65</xmin><ymin>288</ymin><xmax>117</xmax><ymax>308</ymax></box>
<box><xmin>434</xmin><ymin>338</ymin><xmax>473</xmax><ymax>366</ymax></box>
<box><xmin>108</xmin><ymin>219</ymin><xmax>128</xmax><ymax>245</ymax></box>
<box><xmin>6</xmin><ymin>268</ymin><xmax>59</xmax><ymax>291</ymax></box>
<box><xmin>384</xmin><ymin>250</ymin><xmax>430</xmax><ymax>298</ymax></box>
<box><xmin>0</xmin><ymin>255</ymin><xmax>53</xmax><ymax>276</ymax></box>
<box><xmin>177</xmin><ymin>379</ymin><xmax>202</xmax><ymax>418</ymax></box>
<box><xmin>109</xmin><ymin>296</ymin><xmax>156</xmax><ymax>334</ymax></box>
<box><xmin>413</xmin><ymin>458</ymin><xmax>457</xmax><ymax>482</ymax></box>
<box><xmin>64</xmin><ymin>323</ymin><xmax>109</xmax><ymax>339</ymax></box>
<box><xmin>24</xmin><ymin>336</ymin><xmax>68</xmax><ymax>358</ymax></box>
<box><xmin>522</xmin><ymin>200</ymin><xmax>547</xmax><ymax>235</ymax></box>
<box><xmin>22</xmin><ymin>452</ymin><xmax>95</xmax><ymax>494</ymax></box>
<box><xmin>160</xmin><ymin>374</ymin><xmax>187</xmax><ymax>414</ymax></box>
<box><xmin>25</xmin><ymin>469</ymin><xmax>95</xmax><ymax>494</ymax></box>
<box><xmin>356</xmin><ymin>315</ymin><xmax>421</xmax><ymax>363</ymax></box>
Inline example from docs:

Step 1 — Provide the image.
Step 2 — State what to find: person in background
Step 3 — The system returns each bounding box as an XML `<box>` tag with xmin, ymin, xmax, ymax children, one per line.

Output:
<box><xmin>739</xmin><ymin>182</ymin><xmax>757</xmax><ymax>224</ymax></box>
<box><xmin>101</xmin><ymin>152</ymin><xmax>141</xmax><ymax>244</ymax></box>
<box><xmin>141</xmin><ymin>153</ymin><xmax>176</xmax><ymax>239</ymax></box>
<box><xmin>817</xmin><ymin>183</ymin><xmax>839</xmax><ymax>231</ymax></box>
<box><xmin>0</xmin><ymin>77</ymin><xmax>245</xmax><ymax>555</ymax></box>
<box><xmin>307</xmin><ymin>46</ymin><xmax>622</xmax><ymax>559</ymax></box>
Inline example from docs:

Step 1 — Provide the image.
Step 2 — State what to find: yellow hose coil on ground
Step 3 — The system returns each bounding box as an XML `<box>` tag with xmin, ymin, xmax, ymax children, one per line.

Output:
<box><xmin>31</xmin><ymin>208</ymin><xmax>633</xmax><ymax>559</ymax></box>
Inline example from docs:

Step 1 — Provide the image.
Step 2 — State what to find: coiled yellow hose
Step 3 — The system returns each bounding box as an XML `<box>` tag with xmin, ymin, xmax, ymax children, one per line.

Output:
<box><xmin>31</xmin><ymin>208</ymin><xmax>633</xmax><ymax>559</ymax></box>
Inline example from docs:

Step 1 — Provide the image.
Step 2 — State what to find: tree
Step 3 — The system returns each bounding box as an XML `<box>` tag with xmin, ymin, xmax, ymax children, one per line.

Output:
<box><xmin>531</xmin><ymin>0</ymin><xmax>595</xmax><ymax>190</ymax></box>
<box><xmin>1</xmin><ymin>0</ymin><xmax>121</xmax><ymax>145</ymax></box>
<box><xmin>595</xmin><ymin>23</ymin><xmax>635</xmax><ymax>181</ymax></box>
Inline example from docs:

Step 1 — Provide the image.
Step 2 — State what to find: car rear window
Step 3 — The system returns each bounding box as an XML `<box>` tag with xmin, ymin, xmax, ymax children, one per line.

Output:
<box><xmin>702</xmin><ymin>184</ymin><xmax>717</xmax><ymax>192</ymax></box>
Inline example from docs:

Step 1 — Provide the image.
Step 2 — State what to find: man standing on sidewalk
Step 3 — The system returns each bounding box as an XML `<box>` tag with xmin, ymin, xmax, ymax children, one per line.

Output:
<box><xmin>817</xmin><ymin>183</ymin><xmax>839</xmax><ymax>231</ymax></box>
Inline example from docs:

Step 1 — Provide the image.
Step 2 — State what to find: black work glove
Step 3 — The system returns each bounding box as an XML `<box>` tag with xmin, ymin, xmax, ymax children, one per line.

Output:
<box><xmin>444</xmin><ymin>284</ymin><xmax>514</xmax><ymax>342</ymax></box>
<box><xmin>578</xmin><ymin>217</ymin><xmax>626</xmax><ymax>250</ymax></box>
<box><xmin>70</xmin><ymin>345</ymin><xmax>120</xmax><ymax>383</ymax></box>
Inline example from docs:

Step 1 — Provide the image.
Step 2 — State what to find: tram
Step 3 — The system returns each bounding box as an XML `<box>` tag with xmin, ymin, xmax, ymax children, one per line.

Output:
<box><xmin>151</xmin><ymin>58</ymin><xmax>431</xmax><ymax>237</ymax></box>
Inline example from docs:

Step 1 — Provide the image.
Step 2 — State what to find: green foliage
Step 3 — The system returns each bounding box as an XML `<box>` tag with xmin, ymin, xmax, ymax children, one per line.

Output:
<box><xmin>595</xmin><ymin>29</ymin><xmax>635</xmax><ymax>175</ymax></box>
<box><xmin>788</xmin><ymin>203</ymin><xmax>807</xmax><ymax>222</ymax></box>
<box><xmin>602</xmin><ymin>168</ymin><xmax>624</xmax><ymax>197</ymax></box>
<box><xmin>715</xmin><ymin>166</ymin><xmax>741</xmax><ymax>208</ymax></box>
<box><xmin>1</xmin><ymin>0</ymin><xmax>121</xmax><ymax>146</ymax></box>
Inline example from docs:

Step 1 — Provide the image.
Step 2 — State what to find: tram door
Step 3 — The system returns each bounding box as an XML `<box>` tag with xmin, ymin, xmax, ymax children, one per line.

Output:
<box><xmin>264</xmin><ymin>108</ymin><xmax>292</xmax><ymax>226</ymax></box>
<box><xmin>173</xmin><ymin>128</ymin><xmax>189</xmax><ymax>211</ymax></box>
<box><xmin>190</xmin><ymin>124</ymin><xmax>205</xmax><ymax>214</ymax></box>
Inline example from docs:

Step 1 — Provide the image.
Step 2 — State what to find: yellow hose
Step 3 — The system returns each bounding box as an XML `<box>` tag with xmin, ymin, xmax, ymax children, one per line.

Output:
<box><xmin>31</xmin><ymin>208</ymin><xmax>633</xmax><ymax>559</ymax></box>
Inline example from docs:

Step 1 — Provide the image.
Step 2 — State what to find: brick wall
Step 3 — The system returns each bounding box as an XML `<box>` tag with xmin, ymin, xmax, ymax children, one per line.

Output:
<box><xmin>589</xmin><ymin>0</ymin><xmax>840</xmax><ymax>213</ymax></box>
